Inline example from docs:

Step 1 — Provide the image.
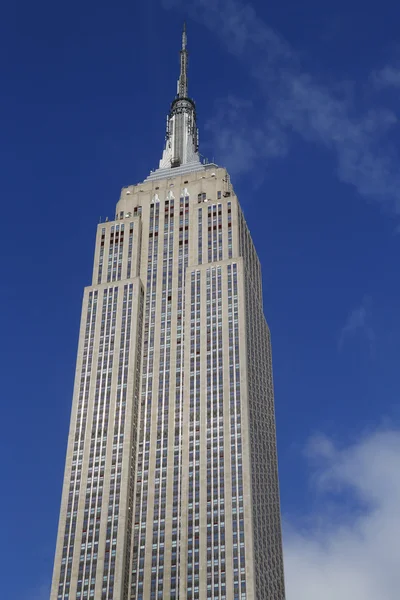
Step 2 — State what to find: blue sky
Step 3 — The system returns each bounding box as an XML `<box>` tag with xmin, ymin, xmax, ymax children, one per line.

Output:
<box><xmin>1</xmin><ymin>0</ymin><xmax>400</xmax><ymax>598</ymax></box>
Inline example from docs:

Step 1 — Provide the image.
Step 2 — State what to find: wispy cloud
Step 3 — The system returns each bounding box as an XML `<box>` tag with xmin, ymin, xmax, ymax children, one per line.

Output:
<box><xmin>204</xmin><ymin>95</ymin><xmax>288</xmax><ymax>176</ymax></box>
<box><xmin>338</xmin><ymin>296</ymin><xmax>375</xmax><ymax>351</ymax></box>
<box><xmin>164</xmin><ymin>0</ymin><xmax>400</xmax><ymax>212</ymax></box>
<box><xmin>371</xmin><ymin>65</ymin><xmax>400</xmax><ymax>88</ymax></box>
<box><xmin>284</xmin><ymin>428</ymin><xmax>400</xmax><ymax>600</ymax></box>
<box><xmin>29</xmin><ymin>583</ymin><xmax>50</xmax><ymax>600</ymax></box>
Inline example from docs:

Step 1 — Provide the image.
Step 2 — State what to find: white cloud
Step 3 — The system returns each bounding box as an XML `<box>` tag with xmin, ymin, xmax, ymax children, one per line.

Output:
<box><xmin>338</xmin><ymin>296</ymin><xmax>375</xmax><ymax>351</ymax></box>
<box><xmin>164</xmin><ymin>0</ymin><xmax>400</xmax><ymax>211</ymax></box>
<box><xmin>283</xmin><ymin>428</ymin><xmax>400</xmax><ymax>600</ymax></box>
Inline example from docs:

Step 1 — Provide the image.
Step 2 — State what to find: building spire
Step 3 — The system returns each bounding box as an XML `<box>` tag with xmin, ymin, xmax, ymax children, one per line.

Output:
<box><xmin>152</xmin><ymin>23</ymin><xmax>200</xmax><ymax>173</ymax></box>
<box><xmin>178</xmin><ymin>22</ymin><xmax>189</xmax><ymax>98</ymax></box>
<box><xmin>182</xmin><ymin>20</ymin><xmax>187</xmax><ymax>48</ymax></box>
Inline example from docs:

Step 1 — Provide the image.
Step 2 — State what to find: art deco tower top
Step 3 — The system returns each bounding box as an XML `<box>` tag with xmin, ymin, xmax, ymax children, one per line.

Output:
<box><xmin>147</xmin><ymin>24</ymin><xmax>203</xmax><ymax>181</ymax></box>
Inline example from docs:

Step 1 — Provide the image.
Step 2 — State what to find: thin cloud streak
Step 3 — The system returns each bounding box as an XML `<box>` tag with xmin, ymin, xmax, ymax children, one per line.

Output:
<box><xmin>164</xmin><ymin>0</ymin><xmax>400</xmax><ymax>211</ymax></box>
<box><xmin>338</xmin><ymin>296</ymin><xmax>375</xmax><ymax>352</ymax></box>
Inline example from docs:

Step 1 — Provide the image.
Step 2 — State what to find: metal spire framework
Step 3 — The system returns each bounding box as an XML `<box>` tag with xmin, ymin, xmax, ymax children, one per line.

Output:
<box><xmin>178</xmin><ymin>22</ymin><xmax>188</xmax><ymax>98</ymax></box>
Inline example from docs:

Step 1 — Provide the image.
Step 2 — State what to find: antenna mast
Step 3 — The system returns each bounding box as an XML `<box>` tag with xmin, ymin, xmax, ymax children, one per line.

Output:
<box><xmin>178</xmin><ymin>22</ymin><xmax>189</xmax><ymax>98</ymax></box>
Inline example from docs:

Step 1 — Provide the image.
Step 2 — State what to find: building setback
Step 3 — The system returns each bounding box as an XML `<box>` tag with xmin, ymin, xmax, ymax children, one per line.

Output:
<box><xmin>50</xmin><ymin>24</ymin><xmax>286</xmax><ymax>600</ymax></box>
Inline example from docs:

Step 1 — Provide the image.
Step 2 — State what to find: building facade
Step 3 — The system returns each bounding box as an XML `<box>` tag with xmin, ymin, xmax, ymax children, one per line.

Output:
<box><xmin>50</xmin><ymin>25</ymin><xmax>286</xmax><ymax>600</ymax></box>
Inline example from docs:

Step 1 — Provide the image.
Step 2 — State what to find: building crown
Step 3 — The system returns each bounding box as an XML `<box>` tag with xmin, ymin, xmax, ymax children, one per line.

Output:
<box><xmin>157</xmin><ymin>24</ymin><xmax>200</xmax><ymax>172</ymax></box>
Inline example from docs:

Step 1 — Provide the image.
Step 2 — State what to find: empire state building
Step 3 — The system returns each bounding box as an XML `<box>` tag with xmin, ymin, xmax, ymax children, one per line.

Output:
<box><xmin>50</xmin><ymin>24</ymin><xmax>286</xmax><ymax>600</ymax></box>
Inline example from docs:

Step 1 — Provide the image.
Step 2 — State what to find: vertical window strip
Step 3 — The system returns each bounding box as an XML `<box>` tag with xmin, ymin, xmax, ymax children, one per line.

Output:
<box><xmin>151</xmin><ymin>199</ymin><xmax>174</xmax><ymax>598</ymax></box>
<box><xmin>98</xmin><ymin>228</ymin><xmax>106</xmax><ymax>284</ymax></box>
<box><xmin>206</xmin><ymin>269</ymin><xmax>212</xmax><ymax>598</ymax></box>
<box><xmin>238</xmin><ymin>212</ymin><xmax>243</xmax><ymax>257</ymax></box>
<box><xmin>58</xmin><ymin>291</ymin><xmax>97</xmax><ymax>600</ymax></box>
<box><xmin>194</xmin><ymin>269</ymin><xmax>201</xmax><ymax>594</ymax></box>
<box><xmin>207</xmin><ymin>206</ymin><xmax>212</xmax><ymax>263</ymax></box>
<box><xmin>131</xmin><ymin>202</ymin><xmax>159</xmax><ymax>600</ymax></box>
<box><xmin>118</xmin><ymin>224</ymin><xmax>124</xmax><ymax>281</ymax></box>
<box><xmin>112</xmin><ymin>225</ymin><xmax>119</xmax><ymax>282</ymax></box>
<box><xmin>215</xmin><ymin>205</ymin><xmax>217</xmax><ymax>263</ymax></box>
<box><xmin>170</xmin><ymin>196</ymin><xmax>185</xmax><ymax>598</ymax></box>
<box><xmin>101</xmin><ymin>284</ymin><xmax>133</xmax><ymax>599</ymax></box>
<box><xmin>187</xmin><ymin>271</ymin><xmax>196</xmax><ymax>598</ymax></box>
<box><xmin>127</xmin><ymin>223</ymin><xmax>134</xmax><ymax>279</ymax></box>
<box><xmin>198</xmin><ymin>207</ymin><xmax>203</xmax><ymax>265</ymax></box>
<box><xmin>107</xmin><ymin>226</ymin><xmax>115</xmax><ymax>283</ymax></box>
<box><xmin>206</xmin><ymin>204</ymin><xmax>220</xmax><ymax>264</ymax></box>
<box><xmin>212</xmin><ymin>205</ymin><xmax>217</xmax><ymax>263</ymax></box>
<box><xmin>111</xmin><ymin>224</ymin><xmax>124</xmax><ymax>282</ymax></box>
<box><xmin>75</xmin><ymin>287</ymin><xmax>118</xmax><ymax>600</ymax></box>
<box><xmin>227</xmin><ymin>203</ymin><xmax>232</xmax><ymax>259</ymax></box>
<box><xmin>122</xmin><ymin>287</ymin><xmax>144</xmax><ymax>600</ymax></box>
<box><xmin>186</xmin><ymin>269</ymin><xmax>201</xmax><ymax>599</ymax></box>
<box><xmin>217</xmin><ymin>266</ymin><xmax>225</xmax><ymax>598</ymax></box>
<box><xmin>205</xmin><ymin>268</ymin><xmax>225</xmax><ymax>600</ymax></box>
<box><xmin>228</xmin><ymin>264</ymin><xmax>246</xmax><ymax>600</ymax></box>
<box><xmin>218</xmin><ymin>203</ymin><xmax>223</xmax><ymax>261</ymax></box>
<box><xmin>170</xmin><ymin>194</ymin><xmax>189</xmax><ymax>598</ymax></box>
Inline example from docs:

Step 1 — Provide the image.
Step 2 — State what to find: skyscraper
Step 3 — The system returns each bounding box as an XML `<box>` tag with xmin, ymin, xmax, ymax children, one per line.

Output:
<box><xmin>51</xmin><ymin>24</ymin><xmax>286</xmax><ymax>600</ymax></box>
